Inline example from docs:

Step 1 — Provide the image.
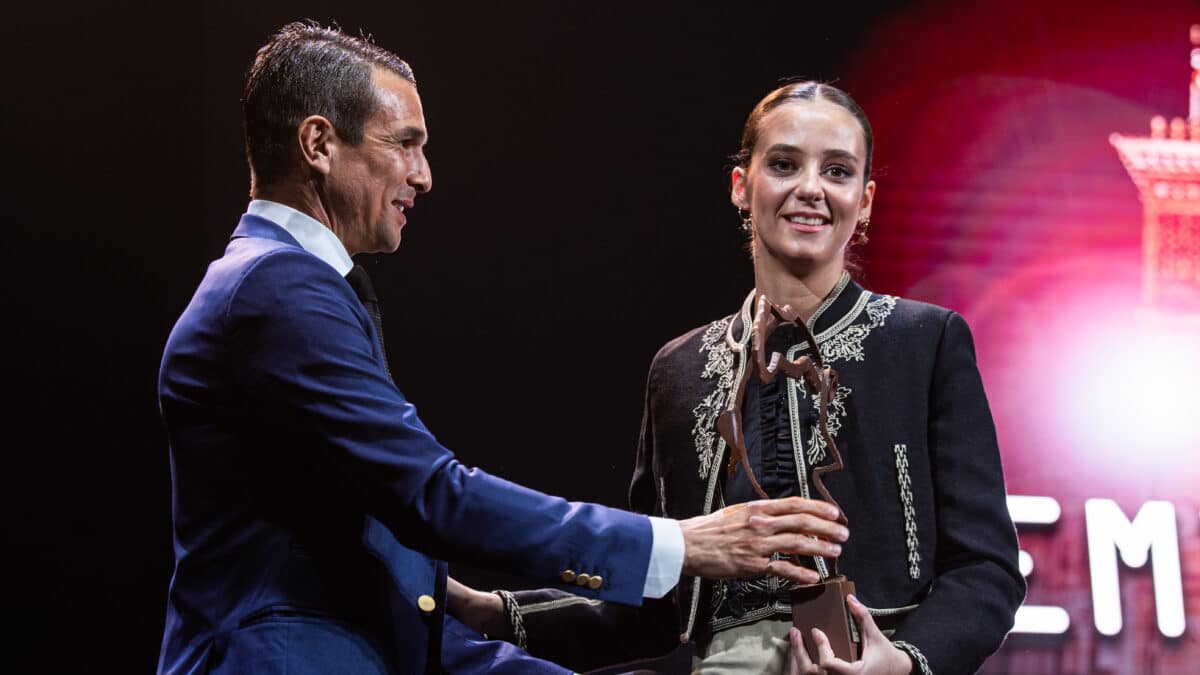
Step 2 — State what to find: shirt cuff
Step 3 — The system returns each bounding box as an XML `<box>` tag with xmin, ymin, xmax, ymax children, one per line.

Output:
<box><xmin>642</xmin><ymin>516</ymin><xmax>684</xmax><ymax>598</ymax></box>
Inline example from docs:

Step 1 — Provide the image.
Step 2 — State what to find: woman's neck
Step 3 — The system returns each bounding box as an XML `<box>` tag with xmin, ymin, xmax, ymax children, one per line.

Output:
<box><xmin>752</xmin><ymin>257</ymin><xmax>845</xmax><ymax>325</ymax></box>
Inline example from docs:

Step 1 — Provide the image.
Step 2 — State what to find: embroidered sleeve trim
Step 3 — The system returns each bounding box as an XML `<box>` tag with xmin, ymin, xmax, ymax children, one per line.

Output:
<box><xmin>865</xmin><ymin>602</ymin><xmax>920</xmax><ymax>617</ymax></box>
<box><xmin>494</xmin><ymin>589</ymin><xmax>527</xmax><ymax>650</ymax></box>
<box><xmin>519</xmin><ymin>595</ymin><xmax>605</xmax><ymax>614</ymax></box>
<box><xmin>892</xmin><ymin>640</ymin><xmax>933</xmax><ymax>675</ymax></box>
<box><xmin>893</xmin><ymin>444</ymin><xmax>922</xmax><ymax>580</ymax></box>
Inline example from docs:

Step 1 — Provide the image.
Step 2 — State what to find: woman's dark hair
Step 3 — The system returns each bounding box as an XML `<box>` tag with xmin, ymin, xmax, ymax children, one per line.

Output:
<box><xmin>734</xmin><ymin>81</ymin><xmax>873</xmax><ymax>183</ymax></box>
<box><xmin>242</xmin><ymin>21</ymin><xmax>416</xmax><ymax>188</ymax></box>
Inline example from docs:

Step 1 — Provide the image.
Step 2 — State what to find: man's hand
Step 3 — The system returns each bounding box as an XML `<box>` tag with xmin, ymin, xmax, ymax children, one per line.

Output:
<box><xmin>446</xmin><ymin>577</ymin><xmax>513</xmax><ymax>641</ymax></box>
<box><xmin>788</xmin><ymin>594</ymin><xmax>914</xmax><ymax>675</ymax></box>
<box><xmin>678</xmin><ymin>497</ymin><xmax>848</xmax><ymax>584</ymax></box>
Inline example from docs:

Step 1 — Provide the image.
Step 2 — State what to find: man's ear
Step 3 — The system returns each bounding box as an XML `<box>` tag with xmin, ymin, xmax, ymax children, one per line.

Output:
<box><xmin>730</xmin><ymin>167</ymin><xmax>750</xmax><ymax>210</ymax></box>
<box><xmin>297</xmin><ymin>115</ymin><xmax>336</xmax><ymax>176</ymax></box>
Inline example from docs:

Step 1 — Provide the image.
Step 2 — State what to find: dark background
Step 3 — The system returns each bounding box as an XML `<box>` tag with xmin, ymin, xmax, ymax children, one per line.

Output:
<box><xmin>6</xmin><ymin>0</ymin><xmax>1194</xmax><ymax>671</ymax></box>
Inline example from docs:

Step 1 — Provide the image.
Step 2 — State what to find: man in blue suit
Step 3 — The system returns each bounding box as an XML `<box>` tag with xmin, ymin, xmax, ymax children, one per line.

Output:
<box><xmin>157</xmin><ymin>21</ymin><xmax>848</xmax><ymax>674</ymax></box>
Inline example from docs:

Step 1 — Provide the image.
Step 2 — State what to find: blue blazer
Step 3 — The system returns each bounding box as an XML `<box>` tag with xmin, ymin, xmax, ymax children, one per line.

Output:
<box><xmin>157</xmin><ymin>215</ymin><xmax>654</xmax><ymax>674</ymax></box>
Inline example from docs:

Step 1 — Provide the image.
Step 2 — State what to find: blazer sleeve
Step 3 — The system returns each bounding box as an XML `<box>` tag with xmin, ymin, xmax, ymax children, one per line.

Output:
<box><xmin>888</xmin><ymin>312</ymin><xmax>1026</xmax><ymax>674</ymax></box>
<box><xmin>227</xmin><ymin>250</ymin><xmax>654</xmax><ymax>606</ymax></box>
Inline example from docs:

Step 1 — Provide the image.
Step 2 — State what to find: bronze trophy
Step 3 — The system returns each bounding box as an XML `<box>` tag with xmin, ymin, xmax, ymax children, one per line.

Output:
<box><xmin>716</xmin><ymin>294</ymin><xmax>859</xmax><ymax>663</ymax></box>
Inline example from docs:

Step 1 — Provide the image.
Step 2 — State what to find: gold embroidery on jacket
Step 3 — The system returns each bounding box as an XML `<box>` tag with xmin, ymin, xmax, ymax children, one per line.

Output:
<box><xmin>819</xmin><ymin>294</ymin><xmax>896</xmax><ymax>363</ymax></box>
<box><xmin>692</xmin><ymin>319</ymin><xmax>734</xmax><ymax>479</ymax></box>
<box><xmin>894</xmin><ymin>443</ymin><xmax>922</xmax><ymax>580</ymax></box>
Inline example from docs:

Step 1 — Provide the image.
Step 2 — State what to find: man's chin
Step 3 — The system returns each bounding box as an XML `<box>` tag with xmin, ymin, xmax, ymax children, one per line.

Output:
<box><xmin>380</xmin><ymin>234</ymin><xmax>403</xmax><ymax>254</ymax></box>
<box><xmin>387</xmin><ymin>228</ymin><xmax>404</xmax><ymax>251</ymax></box>
<box><xmin>372</xmin><ymin>226</ymin><xmax>404</xmax><ymax>254</ymax></box>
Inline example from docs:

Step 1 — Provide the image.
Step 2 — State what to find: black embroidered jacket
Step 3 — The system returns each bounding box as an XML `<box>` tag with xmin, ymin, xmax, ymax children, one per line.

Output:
<box><xmin>512</xmin><ymin>276</ymin><xmax>1025</xmax><ymax>675</ymax></box>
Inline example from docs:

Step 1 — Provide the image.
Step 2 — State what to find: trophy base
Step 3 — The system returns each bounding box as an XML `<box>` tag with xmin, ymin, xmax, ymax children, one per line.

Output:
<box><xmin>790</xmin><ymin>576</ymin><xmax>859</xmax><ymax>663</ymax></box>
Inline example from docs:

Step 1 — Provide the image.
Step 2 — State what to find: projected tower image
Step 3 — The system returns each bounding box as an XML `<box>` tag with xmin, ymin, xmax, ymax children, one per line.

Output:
<box><xmin>1110</xmin><ymin>25</ymin><xmax>1200</xmax><ymax>314</ymax></box>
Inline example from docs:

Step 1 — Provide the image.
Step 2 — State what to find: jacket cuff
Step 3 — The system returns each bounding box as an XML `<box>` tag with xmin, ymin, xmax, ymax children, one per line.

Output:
<box><xmin>493</xmin><ymin>589</ymin><xmax>527</xmax><ymax>650</ymax></box>
<box><xmin>892</xmin><ymin>640</ymin><xmax>932</xmax><ymax>675</ymax></box>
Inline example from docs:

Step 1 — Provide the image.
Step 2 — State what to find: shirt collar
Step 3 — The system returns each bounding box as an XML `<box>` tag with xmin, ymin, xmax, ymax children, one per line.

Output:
<box><xmin>246</xmin><ymin>199</ymin><xmax>354</xmax><ymax>277</ymax></box>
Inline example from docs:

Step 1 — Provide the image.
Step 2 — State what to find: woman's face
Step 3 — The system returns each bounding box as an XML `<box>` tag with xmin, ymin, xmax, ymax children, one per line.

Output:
<box><xmin>731</xmin><ymin>99</ymin><xmax>875</xmax><ymax>280</ymax></box>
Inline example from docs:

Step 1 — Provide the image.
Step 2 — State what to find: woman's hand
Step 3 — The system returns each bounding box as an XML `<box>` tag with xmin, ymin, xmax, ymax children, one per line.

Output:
<box><xmin>446</xmin><ymin>577</ymin><xmax>513</xmax><ymax>641</ymax></box>
<box><xmin>788</xmin><ymin>595</ymin><xmax>914</xmax><ymax>675</ymax></box>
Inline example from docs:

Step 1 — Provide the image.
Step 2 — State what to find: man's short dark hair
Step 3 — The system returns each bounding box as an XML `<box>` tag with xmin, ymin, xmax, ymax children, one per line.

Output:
<box><xmin>243</xmin><ymin>21</ymin><xmax>416</xmax><ymax>188</ymax></box>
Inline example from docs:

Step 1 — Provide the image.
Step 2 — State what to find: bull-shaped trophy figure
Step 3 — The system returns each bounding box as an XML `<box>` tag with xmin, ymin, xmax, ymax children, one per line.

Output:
<box><xmin>717</xmin><ymin>294</ymin><xmax>859</xmax><ymax>663</ymax></box>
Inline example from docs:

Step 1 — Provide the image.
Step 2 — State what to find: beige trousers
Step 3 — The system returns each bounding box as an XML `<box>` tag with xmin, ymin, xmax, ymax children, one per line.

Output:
<box><xmin>691</xmin><ymin>619</ymin><xmax>795</xmax><ymax>674</ymax></box>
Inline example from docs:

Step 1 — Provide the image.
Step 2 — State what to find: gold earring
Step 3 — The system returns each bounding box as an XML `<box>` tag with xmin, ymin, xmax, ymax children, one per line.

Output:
<box><xmin>739</xmin><ymin>209</ymin><xmax>753</xmax><ymax>233</ymax></box>
<box><xmin>854</xmin><ymin>217</ymin><xmax>870</xmax><ymax>245</ymax></box>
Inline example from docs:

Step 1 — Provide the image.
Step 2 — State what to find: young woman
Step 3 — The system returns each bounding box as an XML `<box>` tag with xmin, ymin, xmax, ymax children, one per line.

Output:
<box><xmin>457</xmin><ymin>82</ymin><xmax>1025</xmax><ymax>675</ymax></box>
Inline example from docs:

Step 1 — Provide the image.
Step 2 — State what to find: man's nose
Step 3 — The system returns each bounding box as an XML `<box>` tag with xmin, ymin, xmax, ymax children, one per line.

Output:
<box><xmin>410</xmin><ymin>154</ymin><xmax>432</xmax><ymax>193</ymax></box>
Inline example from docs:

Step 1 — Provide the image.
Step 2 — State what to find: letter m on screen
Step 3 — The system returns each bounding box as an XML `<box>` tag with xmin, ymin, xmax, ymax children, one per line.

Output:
<box><xmin>1084</xmin><ymin>499</ymin><xmax>1184</xmax><ymax>638</ymax></box>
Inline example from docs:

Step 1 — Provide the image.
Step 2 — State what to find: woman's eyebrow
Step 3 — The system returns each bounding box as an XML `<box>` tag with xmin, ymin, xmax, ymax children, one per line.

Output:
<box><xmin>823</xmin><ymin>149</ymin><xmax>859</xmax><ymax>164</ymax></box>
<box><xmin>764</xmin><ymin>143</ymin><xmax>801</xmax><ymax>154</ymax></box>
<box><xmin>763</xmin><ymin>144</ymin><xmax>859</xmax><ymax>164</ymax></box>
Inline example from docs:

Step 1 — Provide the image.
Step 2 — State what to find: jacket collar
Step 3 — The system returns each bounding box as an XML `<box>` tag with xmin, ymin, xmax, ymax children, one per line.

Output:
<box><xmin>231</xmin><ymin>213</ymin><xmax>304</xmax><ymax>248</ymax></box>
<box><xmin>728</xmin><ymin>272</ymin><xmax>867</xmax><ymax>345</ymax></box>
<box><xmin>231</xmin><ymin>202</ymin><xmax>355</xmax><ymax>277</ymax></box>
<box><xmin>810</xmin><ymin>273</ymin><xmax>865</xmax><ymax>336</ymax></box>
